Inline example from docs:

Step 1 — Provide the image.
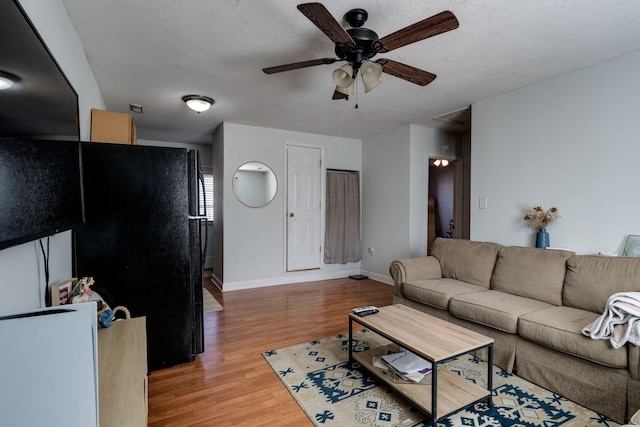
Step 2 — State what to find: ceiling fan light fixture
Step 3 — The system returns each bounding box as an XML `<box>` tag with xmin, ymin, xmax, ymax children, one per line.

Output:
<box><xmin>265</xmin><ymin>5</ymin><xmax>459</xmax><ymax>100</ymax></box>
<box><xmin>360</xmin><ymin>66</ymin><xmax>382</xmax><ymax>93</ymax></box>
<box><xmin>332</xmin><ymin>64</ymin><xmax>353</xmax><ymax>88</ymax></box>
<box><xmin>182</xmin><ymin>95</ymin><xmax>214</xmax><ymax>113</ymax></box>
<box><xmin>360</xmin><ymin>60</ymin><xmax>382</xmax><ymax>80</ymax></box>
<box><xmin>335</xmin><ymin>81</ymin><xmax>354</xmax><ymax>96</ymax></box>
<box><xmin>363</xmin><ymin>78</ymin><xmax>382</xmax><ymax>94</ymax></box>
<box><xmin>361</xmin><ymin>60</ymin><xmax>383</xmax><ymax>93</ymax></box>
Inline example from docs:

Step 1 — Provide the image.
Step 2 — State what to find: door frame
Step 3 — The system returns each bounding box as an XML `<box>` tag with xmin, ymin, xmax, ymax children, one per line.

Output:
<box><xmin>426</xmin><ymin>154</ymin><xmax>464</xmax><ymax>253</ymax></box>
<box><xmin>283</xmin><ymin>142</ymin><xmax>325</xmax><ymax>272</ymax></box>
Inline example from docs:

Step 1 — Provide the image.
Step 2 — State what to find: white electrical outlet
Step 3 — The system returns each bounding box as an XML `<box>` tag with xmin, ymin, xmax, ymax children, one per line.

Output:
<box><xmin>479</xmin><ymin>197</ymin><xmax>488</xmax><ymax>209</ymax></box>
<box><xmin>368</xmin><ymin>246</ymin><xmax>375</xmax><ymax>255</ymax></box>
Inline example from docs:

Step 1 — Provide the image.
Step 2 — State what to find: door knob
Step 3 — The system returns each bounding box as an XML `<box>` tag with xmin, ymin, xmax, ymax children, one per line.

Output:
<box><xmin>289</xmin><ymin>213</ymin><xmax>294</xmax><ymax>217</ymax></box>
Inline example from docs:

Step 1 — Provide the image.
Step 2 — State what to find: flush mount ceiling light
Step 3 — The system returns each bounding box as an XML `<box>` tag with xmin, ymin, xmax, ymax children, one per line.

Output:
<box><xmin>182</xmin><ymin>95</ymin><xmax>214</xmax><ymax>113</ymax></box>
<box><xmin>0</xmin><ymin>71</ymin><xmax>19</xmax><ymax>90</ymax></box>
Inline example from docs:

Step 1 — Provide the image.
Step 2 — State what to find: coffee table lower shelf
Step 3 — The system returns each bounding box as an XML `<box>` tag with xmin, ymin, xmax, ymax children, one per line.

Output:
<box><xmin>352</xmin><ymin>347</ymin><xmax>491</xmax><ymax>420</ymax></box>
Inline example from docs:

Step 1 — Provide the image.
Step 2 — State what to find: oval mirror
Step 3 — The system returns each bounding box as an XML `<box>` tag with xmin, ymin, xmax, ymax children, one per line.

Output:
<box><xmin>232</xmin><ymin>161</ymin><xmax>277</xmax><ymax>208</ymax></box>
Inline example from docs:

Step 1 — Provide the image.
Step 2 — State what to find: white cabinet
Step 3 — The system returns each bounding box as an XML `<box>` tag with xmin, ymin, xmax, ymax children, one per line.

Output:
<box><xmin>0</xmin><ymin>304</ymin><xmax>99</xmax><ymax>427</ymax></box>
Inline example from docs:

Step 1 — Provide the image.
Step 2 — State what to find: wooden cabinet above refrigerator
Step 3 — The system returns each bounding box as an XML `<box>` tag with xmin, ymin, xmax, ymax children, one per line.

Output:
<box><xmin>90</xmin><ymin>108</ymin><xmax>137</xmax><ymax>144</ymax></box>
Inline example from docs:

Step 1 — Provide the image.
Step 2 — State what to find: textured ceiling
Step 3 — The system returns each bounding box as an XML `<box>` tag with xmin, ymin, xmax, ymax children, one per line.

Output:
<box><xmin>60</xmin><ymin>0</ymin><xmax>640</xmax><ymax>144</ymax></box>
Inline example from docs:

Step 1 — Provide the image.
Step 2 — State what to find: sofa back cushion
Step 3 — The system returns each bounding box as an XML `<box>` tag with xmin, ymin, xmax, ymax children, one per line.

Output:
<box><xmin>564</xmin><ymin>255</ymin><xmax>640</xmax><ymax>314</ymax></box>
<box><xmin>430</xmin><ymin>238</ymin><xmax>502</xmax><ymax>288</ymax></box>
<box><xmin>491</xmin><ymin>246</ymin><xmax>574</xmax><ymax>305</ymax></box>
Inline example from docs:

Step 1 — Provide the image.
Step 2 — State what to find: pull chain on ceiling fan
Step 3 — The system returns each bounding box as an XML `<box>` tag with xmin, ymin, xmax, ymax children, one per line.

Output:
<box><xmin>262</xmin><ymin>2</ymin><xmax>459</xmax><ymax>101</ymax></box>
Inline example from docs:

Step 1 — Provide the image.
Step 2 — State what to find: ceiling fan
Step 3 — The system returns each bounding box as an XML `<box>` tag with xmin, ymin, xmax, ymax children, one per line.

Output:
<box><xmin>262</xmin><ymin>3</ymin><xmax>459</xmax><ymax>100</ymax></box>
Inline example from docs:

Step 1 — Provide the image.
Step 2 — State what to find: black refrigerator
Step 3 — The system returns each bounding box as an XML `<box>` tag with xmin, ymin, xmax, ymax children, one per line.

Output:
<box><xmin>74</xmin><ymin>142</ymin><xmax>206</xmax><ymax>371</ymax></box>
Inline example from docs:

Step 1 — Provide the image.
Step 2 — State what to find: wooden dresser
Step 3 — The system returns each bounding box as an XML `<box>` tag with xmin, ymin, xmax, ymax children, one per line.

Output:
<box><xmin>98</xmin><ymin>317</ymin><xmax>147</xmax><ymax>426</ymax></box>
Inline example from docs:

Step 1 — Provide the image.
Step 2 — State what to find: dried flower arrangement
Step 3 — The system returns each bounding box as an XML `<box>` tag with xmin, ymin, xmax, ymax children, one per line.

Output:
<box><xmin>524</xmin><ymin>205</ymin><xmax>560</xmax><ymax>229</ymax></box>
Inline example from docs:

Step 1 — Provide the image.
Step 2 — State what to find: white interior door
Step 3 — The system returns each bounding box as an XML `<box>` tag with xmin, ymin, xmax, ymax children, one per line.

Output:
<box><xmin>287</xmin><ymin>145</ymin><xmax>321</xmax><ymax>271</ymax></box>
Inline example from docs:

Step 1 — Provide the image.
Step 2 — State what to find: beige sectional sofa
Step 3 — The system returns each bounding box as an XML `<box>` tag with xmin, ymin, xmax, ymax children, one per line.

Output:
<box><xmin>389</xmin><ymin>237</ymin><xmax>640</xmax><ymax>423</ymax></box>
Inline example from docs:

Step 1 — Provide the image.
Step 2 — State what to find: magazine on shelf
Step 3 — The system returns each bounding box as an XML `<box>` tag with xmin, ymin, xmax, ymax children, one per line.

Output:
<box><xmin>382</xmin><ymin>349</ymin><xmax>432</xmax><ymax>374</ymax></box>
<box><xmin>372</xmin><ymin>346</ymin><xmax>432</xmax><ymax>383</ymax></box>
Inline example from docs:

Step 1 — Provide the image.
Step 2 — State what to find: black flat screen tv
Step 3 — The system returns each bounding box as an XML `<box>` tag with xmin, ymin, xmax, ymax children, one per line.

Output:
<box><xmin>1</xmin><ymin>0</ymin><xmax>80</xmax><ymax>141</ymax></box>
<box><xmin>0</xmin><ymin>0</ymin><xmax>83</xmax><ymax>251</ymax></box>
<box><xmin>0</xmin><ymin>139</ymin><xmax>84</xmax><ymax>250</ymax></box>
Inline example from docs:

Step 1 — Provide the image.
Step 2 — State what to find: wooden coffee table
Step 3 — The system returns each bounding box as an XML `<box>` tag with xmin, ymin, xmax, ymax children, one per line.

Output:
<box><xmin>349</xmin><ymin>304</ymin><xmax>493</xmax><ymax>423</ymax></box>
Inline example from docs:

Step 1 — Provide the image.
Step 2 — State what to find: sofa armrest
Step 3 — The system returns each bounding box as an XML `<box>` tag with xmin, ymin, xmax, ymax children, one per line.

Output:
<box><xmin>630</xmin><ymin>343</ymin><xmax>640</xmax><ymax>381</ymax></box>
<box><xmin>389</xmin><ymin>257</ymin><xmax>442</xmax><ymax>296</ymax></box>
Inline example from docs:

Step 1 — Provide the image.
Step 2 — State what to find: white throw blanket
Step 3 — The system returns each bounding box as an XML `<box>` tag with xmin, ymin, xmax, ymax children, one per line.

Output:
<box><xmin>582</xmin><ymin>292</ymin><xmax>640</xmax><ymax>349</ymax></box>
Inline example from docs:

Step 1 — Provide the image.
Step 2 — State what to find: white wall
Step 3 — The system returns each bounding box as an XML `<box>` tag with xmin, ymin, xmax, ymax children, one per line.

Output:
<box><xmin>361</xmin><ymin>125</ymin><xmax>460</xmax><ymax>283</ymax></box>
<box><xmin>471</xmin><ymin>50</ymin><xmax>640</xmax><ymax>254</ymax></box>
<box><xmin>137</xmin><ymin>139</ymin><xmax>213</xmax><ymax>164</ymax></box>
<box><xmin>361</xmin><ymin>126</ymin><xmax>411</xmax><ymax>283</ymax></box>
<box><xmin>211</xmin><ymin>126</ymin><xmax>225</xmax><ymax>287</ymax></box>
<box><xmin>220</xmin><ymin>123</ymin><xmax>362</xmax><ymax>291</ymax></box>
<box><xmin>0</xmin><ymin>0</ymin><xmax>104</xmax><ymax>314</ymax></box>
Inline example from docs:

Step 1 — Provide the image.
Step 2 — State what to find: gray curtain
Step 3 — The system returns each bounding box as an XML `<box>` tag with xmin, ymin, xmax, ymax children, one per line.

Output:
<box><xmin>324</xmin><ymin>170</ymin><xmax>361</xmax><ymax>264</ymax></box>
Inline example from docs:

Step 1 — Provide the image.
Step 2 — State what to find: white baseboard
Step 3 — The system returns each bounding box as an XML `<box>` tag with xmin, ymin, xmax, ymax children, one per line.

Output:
<box><xmin>210</xmin><ymin>273</ymin><xmax>223</xmax><ymax>291</ymax></box>
<box><xmin>360</xmin><ymin>270</ymin><xmax>394</xmax><ymax>286</ymax></box>
<box><xmin>222</xmin><ymin>269</ymin><xmax>363</xmax><ymax>292</ymax></box>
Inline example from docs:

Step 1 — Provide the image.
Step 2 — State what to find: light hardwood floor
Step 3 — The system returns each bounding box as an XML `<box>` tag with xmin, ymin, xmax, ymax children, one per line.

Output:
<box><xmin>147</xmin><ymin>277</ymin><xmax>394</xmax><ymax>426</ymax></box>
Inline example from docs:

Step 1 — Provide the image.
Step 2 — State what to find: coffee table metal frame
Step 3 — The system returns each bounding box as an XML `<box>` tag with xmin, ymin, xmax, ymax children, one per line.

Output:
<box><xmin>348</xmin><ymin>305</ymin><xmax>493</xmax><ymax>424</ymax></box>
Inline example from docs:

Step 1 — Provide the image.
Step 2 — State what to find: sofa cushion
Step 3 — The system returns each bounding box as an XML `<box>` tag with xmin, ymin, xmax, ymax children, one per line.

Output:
<box><xmin>430</xmin><ymin>238</ymin><xmax>503</xmax><ymax>288</ymax></box>
<box><xmin>402</xmin><ymin>278</ymin><xmax>487</xmax><ymax>310</ymax></box>
<box><xmin>564</xmin><ymin>255</ymin><xmax>640</xmax><ymax>314</ymax></box>
<box><xmin>519</xmin><ymin>306</ymin><xmax>628</xmax><ymax>368</ymax></box>
<box><xmin>449</xmin><ymin>290</ymin><xmax>553</xmax><ymax>334</ymax></box>
<box><xmin>491</xmin><ymin>246</ymin><xmax>574</xmax><ymax>306</ymax></box>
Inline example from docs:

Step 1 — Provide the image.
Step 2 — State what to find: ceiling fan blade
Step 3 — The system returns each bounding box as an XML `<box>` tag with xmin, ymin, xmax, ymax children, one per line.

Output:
<box><xmin>376</xmin><ymin>59</ymin><xmax>436</xmax><ymax>86</ymax></box>
<box><xmin>332</xmin><ymin>89</ymin><xmax>349</xmax><ymax>100</ymax></box>
<box><xmin>297</xmin><ymin>3</ymin><xmax>355</xmax><ymax>47</ymax></box>
<box><xmin>262</xmin><ymin>58</ymin><xmax>338</xmax><ymax>74</ymax></box>
<box><xmin>377</xmin><ymin>11</ymin><xmax>459</xmax><ymax>53</ymax></box>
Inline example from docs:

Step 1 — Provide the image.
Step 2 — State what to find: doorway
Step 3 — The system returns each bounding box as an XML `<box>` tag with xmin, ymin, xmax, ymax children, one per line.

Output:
<box><xmin>428</xmin><ymin>157</ymin><xmax>459</xmax><ymax>253</ymax></box>
<box><xmin>286</xmin><ymin>145</ymin><xmax>322</xmax><ymax>271</ymax></box>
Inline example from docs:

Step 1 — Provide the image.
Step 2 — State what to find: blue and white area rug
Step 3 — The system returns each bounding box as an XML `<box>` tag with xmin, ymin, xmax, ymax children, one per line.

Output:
<box><xmin>263</xmin><ymin>329</ymin><xmax>620</xmax><ymax>427</ymax></box>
